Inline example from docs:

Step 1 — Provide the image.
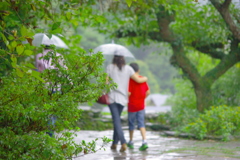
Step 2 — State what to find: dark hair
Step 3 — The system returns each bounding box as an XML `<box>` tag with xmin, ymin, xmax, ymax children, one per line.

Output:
<box><xmin>129</xmin><ymin>62</ymin><xmax>139</xmax><ymax>72</ymax></box>
<box><xmin>44</xmin><ymin>45</ymin><xmax>51</xmax><ymax>49</ymax></box>
<box><xmin>112</xmin><ymin>55</ymin><xmax>125</xmax><ymax>70</ymax></box>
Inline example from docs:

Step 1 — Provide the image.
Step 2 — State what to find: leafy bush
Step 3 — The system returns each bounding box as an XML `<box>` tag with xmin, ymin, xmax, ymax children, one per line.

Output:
<box><xmin>0</xmin><ymin>0</ymin><xmax>116</xmax><ymax>159</ymax></box>
<box><xmin>182</xmin><ymin>106</ymin><xmax>240</xmax><ymax>141</ymax></box>
<box><xmin>165</xmin><ymin>53</ymin><xmax>240</xmax><ymax>139</ymax></box>
<box><xmin>163</xmin><ymin>108</ymin><xmax>200</xmax><ymax>131</ymax></box>
<box><xmin>0</xmin><ymin>49</ymin><xmax>114</xmax><ymax>159</ymax></box>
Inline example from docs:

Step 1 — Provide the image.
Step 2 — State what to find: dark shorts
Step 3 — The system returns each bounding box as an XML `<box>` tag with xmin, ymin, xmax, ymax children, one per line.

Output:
<box><xmin>128</xmin><ymin>109</ymin><xmax>145</xmax><ymax>131</ymax></box>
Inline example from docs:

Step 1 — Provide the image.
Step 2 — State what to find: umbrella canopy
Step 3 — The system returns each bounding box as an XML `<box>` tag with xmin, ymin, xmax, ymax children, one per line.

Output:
<box><xmin>32</xmin><ymin>33</ymin><xmax>69</xmax><ymax>49</ymax></box>
<box><xmin>94</xmin><ymin>43</ymin><xmax>135</xmax><ymax>63</ymax></box>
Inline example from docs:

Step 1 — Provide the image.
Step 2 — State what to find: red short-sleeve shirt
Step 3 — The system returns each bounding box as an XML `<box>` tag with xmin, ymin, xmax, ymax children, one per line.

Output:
<box><xmin>128</xmin><ymin>76</ymin><xmax>149</xmax><ymax>112</ymax></box>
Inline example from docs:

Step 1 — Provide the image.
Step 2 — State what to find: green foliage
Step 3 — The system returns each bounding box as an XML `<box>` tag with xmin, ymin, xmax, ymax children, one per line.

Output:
<box><xmin>184</xmin><ymin>49</ymin><xmax>220</xmax><ymax>76</ymax></box>
<box><xmin>0</xmin><ymin>0</ymin><xmax>108</xmax><ymax>75</ymax></box>
<box><xmin>212</xmin><ymin>66</ymin><xmax>240</xmax><ymax>106</ymax></box>
<box><xmin>0</xmin><ymin>0</ymin><xmax>115</xmax><ymax>159</ymax></box>
<box><xmin>171</xmin><ymin>2</ymin><xmax>229</xmax><ymax>46</ymax></box>
<box><xmin>74</xmin><ymin>136</ymin><xmax>112</xmax><ymax>156</ymax></box>
<box><xmin>164</xmin><ymin>108</ymin><xmax>200</xmax><ymax>131</ymax></box>
<box><xmin>0</xmin><ymin>49</ymin><xmax>114</xmax><ymax>159</ymax></box>
<box><xmin>182</xmin><ymin>106</ymin><xmax>240</xmax><ymax>141</ymax></box>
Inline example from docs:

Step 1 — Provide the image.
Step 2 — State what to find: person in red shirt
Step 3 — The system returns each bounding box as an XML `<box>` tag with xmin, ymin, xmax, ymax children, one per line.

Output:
<box><xmin>127</xmin><ymin>63</ymin><xmax>150</xmax><ymax>151</ymax></box>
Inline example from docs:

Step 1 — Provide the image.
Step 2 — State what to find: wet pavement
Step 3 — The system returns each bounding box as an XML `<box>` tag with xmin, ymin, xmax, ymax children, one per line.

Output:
<box><xmin>72</xmin><ymin>129</ymin><xmax>240</xmax><ymax>160</ymax></box>
<box><xmin>101</xmin><ymin>105</ymin><xmax>172</xmax><ymax>114</ymax></box>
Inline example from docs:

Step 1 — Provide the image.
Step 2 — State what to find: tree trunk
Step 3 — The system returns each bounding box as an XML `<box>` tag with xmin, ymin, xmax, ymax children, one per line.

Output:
<box><xmin>194</xmin><ymin>83</ymin><xmax>212</xmax><ymax>112</ymax></box>
<box><xmin>171</xmin><ymin>44</ymin><xmax>212</xmax><ymax>113</ymax></box>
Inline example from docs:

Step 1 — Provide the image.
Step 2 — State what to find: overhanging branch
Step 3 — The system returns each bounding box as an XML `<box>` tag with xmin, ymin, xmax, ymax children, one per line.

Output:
<box><xmin>204</xmin><ymin>51</ymin><xmax>239</xmax><ymax>83</ymax></box>
<box><xmin>171</xmin><ymin>43</ymin><xmax>201</xmax><ymax>87</ymax></box>
<box><xmin>203</xmin><ymin>38</ymin><xmax>240</xmax><ymax>83</ymax></box>
<box><xmin>115</xmin><ymin>29</ymin><xmax>163</xmax><ymax>41</ymax></box>
<box><xmin>210</xmin><ymin>0</ymin><xmax>240</xmax><ymax>41</ymax></box>
<box><xmin>192</xmin><ymin>42</ymin><xmax>225</xmax><ymax>59</ymax></box>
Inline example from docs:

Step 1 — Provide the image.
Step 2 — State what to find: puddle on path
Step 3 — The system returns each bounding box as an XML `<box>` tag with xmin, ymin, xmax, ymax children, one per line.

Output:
<box><xmin>71</xmin><ymin>130</ymin><xmax>240</xmax><ymax>160</ymax></box>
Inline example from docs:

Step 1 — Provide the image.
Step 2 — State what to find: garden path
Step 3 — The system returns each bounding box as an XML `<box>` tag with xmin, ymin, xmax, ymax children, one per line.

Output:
<box><xmin>72</xmin><ymin>129</ymin><xmax>240</xmax><ymax>160</ymax></box>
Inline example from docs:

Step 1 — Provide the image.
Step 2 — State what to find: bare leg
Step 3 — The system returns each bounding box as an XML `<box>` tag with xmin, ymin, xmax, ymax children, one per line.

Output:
<box><xmin>129</xmin><ymin>130</ymin><xmax>134</xmax><ymax>141</ymax></box>
<box><xmin>139</xmin><ymin>127</ymin><xmax>146</xmax><ymax>141</ymax></box>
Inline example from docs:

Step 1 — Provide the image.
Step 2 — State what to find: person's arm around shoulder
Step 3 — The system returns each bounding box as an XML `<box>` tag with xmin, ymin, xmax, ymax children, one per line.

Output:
<box><xmin>146</xmin><ymin>89</ymin><xmax>150</xmax><ymax>98</ymax></box>
<box><xmin>130</xmin><ymin>73</ymin><xmax>148</xmax><ymax>83</ymax></box>
<box><xmin>128</xmin><ymin>78</ymin><xmax>133</xmax><ymax>97</ymax></box>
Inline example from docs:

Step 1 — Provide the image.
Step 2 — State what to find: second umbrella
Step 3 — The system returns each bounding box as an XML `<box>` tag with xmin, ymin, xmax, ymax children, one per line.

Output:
<box><xmin>94</xmin><ymin>43</ymin><xmax>135</xmax><ymax>64</ymax></box>
<box><xmin>32</xmin><ymin>33</ymin><xmax>69</xmax><ymax>49</ymax></box>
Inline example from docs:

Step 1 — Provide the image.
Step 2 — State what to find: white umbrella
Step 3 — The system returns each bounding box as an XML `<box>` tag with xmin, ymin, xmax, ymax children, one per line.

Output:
<box><xmin>32</xmin><ymin>33</ymin><xmax>69</xmax><ymax>49</ymax></box>
<box><xmin>94</xmin><ymin>43</ymin><xmax>135</xmax><ymax>63</ymax></box>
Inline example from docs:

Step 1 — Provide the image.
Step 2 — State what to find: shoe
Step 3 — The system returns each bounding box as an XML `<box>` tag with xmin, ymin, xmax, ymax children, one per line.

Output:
<box><xmin>139</xmin><ymin>143</ymin><xmax>148</xmax><ymax>151</ymax></box>
<box><xmin>120</xmin><ymin>143</ymin><xmax>127</xmax><ymax>152</ymax></box>
<box><xmin>127</xmin><ymin>142</ymin><xmax>134</xmax><ymax>149</ymax></box>
<box><xmin>111</xmin><ymin>144</ymin><xmax>117</xmax><ymax>150</ymax></box>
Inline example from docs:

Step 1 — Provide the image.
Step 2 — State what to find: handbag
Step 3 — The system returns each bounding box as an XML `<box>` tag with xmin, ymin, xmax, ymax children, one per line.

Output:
<box><xmin>97</xmin><ymin>93</ymin><xmax>110</xmax><ymax>105</ymax></box>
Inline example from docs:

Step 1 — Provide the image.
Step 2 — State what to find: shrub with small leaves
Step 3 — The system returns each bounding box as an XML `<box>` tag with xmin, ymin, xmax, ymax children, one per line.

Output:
<box><xmin>182</xmin><ymin>106</ymin><xmax>240</xmax><ymax>141</ymax></box>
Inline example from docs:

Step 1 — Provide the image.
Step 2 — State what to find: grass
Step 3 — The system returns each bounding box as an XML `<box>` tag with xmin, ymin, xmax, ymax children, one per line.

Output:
<box><xmin>101</xmin><ymin>112</ymin><xmax>111</xmax><ymax>116</ymax></box>
<box><xmin>101</xmin><ymin>111</ymin><xmax>128</xmax><ymax>116</ymax></box>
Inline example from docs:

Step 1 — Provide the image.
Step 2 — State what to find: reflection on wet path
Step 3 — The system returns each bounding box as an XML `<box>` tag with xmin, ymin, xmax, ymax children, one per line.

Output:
<box><xmin>72</xmin><ymin>130</ymin><xmax>240</xmax><ymax>160</ymax></box>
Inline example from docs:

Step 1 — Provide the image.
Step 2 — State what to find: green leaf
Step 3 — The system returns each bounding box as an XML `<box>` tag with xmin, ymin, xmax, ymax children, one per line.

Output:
<box><xmin>66</xmin><ymin>12</ymin><xmax>72</xmax><ymax>20</ymax></box>
<box><xmin>52</xmin><ymin>22</ymin><xmax>61</xmax><ymax>31</ymax></box>
<box><xmin>20</xmin><ymin>26</ymin><xmax>28</xmax><ymax>37</ymax></box>
<box><xmin>0</xmin><ymin>49</ymin><xmax>5</xmax><ymax>55</ymax></box>
<box><xmin>25</xmin><ymin>63</ymin><xmax>36</xmax><ymax>69</ymax></box>
<box><xmin>11</xmin><ymin>55</ymin><xmax>17</xmax><ymax>63</ymax></box>
<box><xmin>16</xmin><ymin>68</ymin><xmax>24</xmax><ymax>77</ymax></box>
<box><xmin>50</xmin><ymin>28</ymin><xmax>62</xmax><ymax>34</ymax></box>
<box><xmin>125</xmin><ymin>0</ymin><xmax>133</xmax><ymax>7</ymax></box>
<box><xmin>71</xmin><ymin>20</ymin><xmax>78</xmax><ymax>27</ymax></box>
<box><xmin>31</xmin><ymin>4</ymin><xmax>36</xmax><ymax>11</ymax></box>
<box><xmin>32</xmin><ymin>70</ymin><xmax>45</xmax><ymax>82</ymax></box>
<box><xmin>16</xmin><ymin>45</ymin><xmax>24</xmax><ymax>55</ymax></box>
<box><xmin>24</xmin><ymin>50</ymin><xmax>33</xmax><ymax>56</ymax></box>
<box><xmin>11</xmin><ymin>62</ymin><xmax>17</xmax><ymax>68</ymax></box>
<box><xmin>11</xmin><ymin>41</ymin><xmax>17</xmax><ymax>48</ymax></box>
<box><xmin>0</xmin><ymin>32</ymin><xmax>8</xmax><ymax>45</ymax></box>
<box><xmin>8</xmin><ymin>35</ymin><xmax>15</xmax><ymax>40</ymax></box>
<box><xmin>11</xmin><ymin>55</ymin><xmax>17</xmax><ymax>68</ymax></box>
